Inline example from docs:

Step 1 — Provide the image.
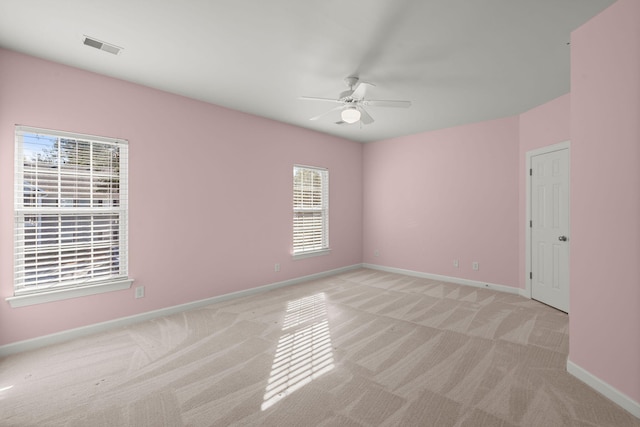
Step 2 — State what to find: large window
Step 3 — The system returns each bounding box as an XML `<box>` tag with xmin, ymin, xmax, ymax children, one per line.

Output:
<box><xmin>293</xmin><ymin>165</ymin><xmax>329</xmax><ymax>257</ymax></box>
<box><xmin>10</xmin><ymin>126</ymin><xmax>131</xmax><ymax>306</ymax></box>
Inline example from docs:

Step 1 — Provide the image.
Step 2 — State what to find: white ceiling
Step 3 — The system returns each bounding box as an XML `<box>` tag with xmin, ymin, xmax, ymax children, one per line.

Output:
<box><xmin>0</xmin><ymin>0</ymin><xmax>615</xmax><ymax>143</ymax></box>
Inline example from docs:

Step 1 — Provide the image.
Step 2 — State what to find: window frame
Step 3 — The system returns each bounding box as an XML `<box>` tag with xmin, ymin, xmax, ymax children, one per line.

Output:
<box><xmin>7</xmin><ymin>126</ymin><xmax>132</xmax><ymax>308</ymax></box>
<box><xmin>292</xmin><ymin>165</ymin><xmax>330</xmax><ymax>259</ymax></box>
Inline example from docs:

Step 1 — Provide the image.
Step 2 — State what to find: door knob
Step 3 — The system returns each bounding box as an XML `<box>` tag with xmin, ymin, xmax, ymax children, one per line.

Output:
<box><xmin>558</xmin><ymin>235</ymin><xmax>568</xmax><ymax>242</ymax></box>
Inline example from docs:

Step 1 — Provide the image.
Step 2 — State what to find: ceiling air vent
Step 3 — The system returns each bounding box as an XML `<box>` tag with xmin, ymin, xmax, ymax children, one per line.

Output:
<box><xmin>82</xmin><ymin>36</ymin><xmax>122</xmax><ymax>55</ymax></box>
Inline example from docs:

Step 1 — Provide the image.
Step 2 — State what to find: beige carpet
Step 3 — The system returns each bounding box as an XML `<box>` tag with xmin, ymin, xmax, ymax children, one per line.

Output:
<box><xmin>1</xmin><ymin>268</ymin><xmax>638</xmax><ymax>426</ymax></box>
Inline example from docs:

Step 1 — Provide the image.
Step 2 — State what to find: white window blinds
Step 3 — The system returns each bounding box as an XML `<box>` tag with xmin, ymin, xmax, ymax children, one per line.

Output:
<box><xmin>293</xmin><ymin>165</ymin><xmax>328</xmax><ymax>255</ymax></box>
<box><xmin>14</xmin><ymin>126</ymin><xmax>128</xmax><ymax>294</ymax></box>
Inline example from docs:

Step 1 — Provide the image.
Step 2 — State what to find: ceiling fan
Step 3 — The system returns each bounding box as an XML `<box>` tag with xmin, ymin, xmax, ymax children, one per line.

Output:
<box><xmin>300</xmin><ymin>76</ymin><xmax>411</xmax><ymax>125</ymax></box>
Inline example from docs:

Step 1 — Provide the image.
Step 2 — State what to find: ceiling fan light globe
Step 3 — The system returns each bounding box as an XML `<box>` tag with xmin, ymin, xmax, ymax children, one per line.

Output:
<box><xmin>341</xmin><ymin>107</ymin><xmax>361</xmax><ymax>124</ymax></box>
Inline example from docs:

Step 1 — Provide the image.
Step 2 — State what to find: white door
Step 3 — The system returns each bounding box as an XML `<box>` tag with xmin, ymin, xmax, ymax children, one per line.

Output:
<box><xmin>530</xmin><ymin>148</ymin><xmax>570</xmax><ymax>312</ymax></box>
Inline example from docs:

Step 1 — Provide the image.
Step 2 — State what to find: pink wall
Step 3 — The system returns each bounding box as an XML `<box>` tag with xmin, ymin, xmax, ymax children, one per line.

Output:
<box><xmin>518</xmin><ymin>94</ymin><xmax>571</xmax><ymax>289</ymax></box>
<box><xmin>362</xmin><ymin>117</ymin><xmax>520</xmax><ymax>287</ymax></box>
<box><xmin>0</xmin><ymin>49</ymin><xmax>363</xmax><ymax>346</ymax></box>
<box><xmin>569</xmin><ymin>0</ymin><xmax>640</xmax><ymax>404</ymax></box>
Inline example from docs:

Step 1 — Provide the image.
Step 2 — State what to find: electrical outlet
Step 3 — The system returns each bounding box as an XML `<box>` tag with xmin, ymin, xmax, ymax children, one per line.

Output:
<box><xmin>374</xmin><ymin>249</ymin><xmax>380</xmax><ymax>257</ymax></box>
<box><xmin>472</xmin><ymin>262</ymin><xmax>479</xmax><ymax>271</ymax></box>
<box><xmin>274</xmin><ymin>263</ymin><xmax>280</xmax><ymax>272</ymax></box>
<box><xmin>135</xmin><ymin>286</ymin><xmax>144</xmax><ymax>299</ymax></box>
<box><xmin>453</xmin><ymin>259</ymin><xmax>459</xmax><ymax>268</ymax></box>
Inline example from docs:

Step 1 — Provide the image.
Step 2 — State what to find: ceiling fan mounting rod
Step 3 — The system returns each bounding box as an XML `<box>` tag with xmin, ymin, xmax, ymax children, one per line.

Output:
<box><xmin>344</xmin><ymin>76</ymin><xmax>359</xmax><ymax>89</ymax></box>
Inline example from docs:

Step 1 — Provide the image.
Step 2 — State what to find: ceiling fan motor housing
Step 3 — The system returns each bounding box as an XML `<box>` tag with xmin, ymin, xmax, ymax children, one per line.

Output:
<box><xmin>339</xmin><ymin>90</ymin><xmax>355</xmax><ymax>101</ymax></box>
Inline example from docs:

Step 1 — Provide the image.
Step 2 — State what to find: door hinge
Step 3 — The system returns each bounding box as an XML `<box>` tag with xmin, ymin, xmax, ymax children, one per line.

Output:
<box><xmin>530</xmin><ymin>220</ymin><xmax>532</xmax><ymax>228</ymax></box>
<box><xmin>529</xmin><ymin>168</ymin><xmax>532</xmax><ymax>176</ymax></box>
<box><xmin>530</xmin><ymin>272</ymin><xmax>533</xmax><ymax>279</ymax></box>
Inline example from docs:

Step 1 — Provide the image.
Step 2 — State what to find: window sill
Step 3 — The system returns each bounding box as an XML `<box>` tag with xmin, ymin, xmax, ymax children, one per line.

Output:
<box><xmin>292</xmin><ymin>248</ymin><xmax>331</xmax><ymax>260</ymax></box>
<box><xmin>6</xmin><ymin>278</ymin><xmax>134</xmax><ymax>308</ymax></box>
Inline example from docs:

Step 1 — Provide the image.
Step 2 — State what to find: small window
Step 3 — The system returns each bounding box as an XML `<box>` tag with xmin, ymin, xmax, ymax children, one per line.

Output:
<box><xmin>293</xmin><ymin>165</ymin><xmax>329</xmax><ymax>257</ymax></box>
<box><xmin>10</xmin><ymin>126</ymin><xmax>131</xmax><ymax>306</ymax></box>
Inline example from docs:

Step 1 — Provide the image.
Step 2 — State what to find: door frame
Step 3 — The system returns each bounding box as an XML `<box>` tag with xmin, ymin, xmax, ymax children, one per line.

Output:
<box><xmin>525</xmin><ymin>140</ymin><xmax>571</xmax><ymax>305</ymax></box>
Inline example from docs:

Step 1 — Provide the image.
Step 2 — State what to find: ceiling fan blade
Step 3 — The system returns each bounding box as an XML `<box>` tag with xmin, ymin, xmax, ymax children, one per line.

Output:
<box><xmin>351</xmin><ymin>81</ymin><xmax>374</xmax><ymax>100</ymax></box>
<box><xmin>358</xmin><ymin>106</ymin><xmax>375</xmax><ymax>124</ymax></box>
<box><xmin>299</xmin><ymin>96</ymin><xmax>342</xmax><ymax>104</ymax></box>
<box><xmin>363</xmin><ymin>99</ymin><xmax>411</xmax><ymax>108</ymax></box>
<box><xmin>310</xmin><ymin>105</ymin><xmax>343</xmax><ymax>121</ymax></box>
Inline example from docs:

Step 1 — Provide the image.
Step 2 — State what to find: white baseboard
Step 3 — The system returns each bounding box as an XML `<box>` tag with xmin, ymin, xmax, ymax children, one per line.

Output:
<box><xmin>567</xmin><ymin>359</ymin><xmax>640</xmax><ymax>418</ymax></box>
<box><xmin>362</xmin><ymin>263</ymin><xmax>523</xmax><ymax>295</ymax></box>
<box><xmin>0</xmin><ymin>264</ymin><xmax>362</xmax><ymax>357</ymax></box>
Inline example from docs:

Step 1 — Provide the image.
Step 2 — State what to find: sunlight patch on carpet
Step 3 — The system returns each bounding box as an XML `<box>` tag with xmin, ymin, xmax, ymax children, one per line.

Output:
<box><xmin>261</xmin><ymin>293</ymin><xmax>335</xmax><ymax>411</ymax></box>
<box><xmin>0</xmin><ymin>385</ymin><xmax>14</xmax><ymax>400</ymax></box>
